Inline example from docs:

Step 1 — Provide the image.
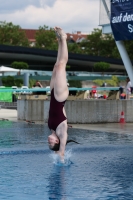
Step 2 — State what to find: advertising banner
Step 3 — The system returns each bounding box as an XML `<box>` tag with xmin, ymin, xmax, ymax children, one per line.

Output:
<box><xmin>111</xmin><ymin>0</ymin><xmax>133</xmax><ymax>41</ymax></box>
<box><xmin>0</xmin><ymin>87</ymin><xmax>12</xmax><ymax>102</ymax></box>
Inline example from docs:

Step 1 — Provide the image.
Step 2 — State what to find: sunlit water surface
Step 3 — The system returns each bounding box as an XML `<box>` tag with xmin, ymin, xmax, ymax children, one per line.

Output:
<box><xmin>0</xmin><ymin>121</ymin><xmax>133</xmax><ymax>200</ymax></box>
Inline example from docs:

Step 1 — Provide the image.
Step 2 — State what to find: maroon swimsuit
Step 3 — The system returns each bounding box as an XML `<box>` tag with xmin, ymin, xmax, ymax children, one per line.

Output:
<box><xmin>48</xmin><ymin>89</ymin><xmax>67</xmax><ymax>131</ymax></box>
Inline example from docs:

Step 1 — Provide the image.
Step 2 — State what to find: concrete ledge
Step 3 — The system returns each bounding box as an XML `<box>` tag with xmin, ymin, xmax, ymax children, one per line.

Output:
<box><xmin>17</xmin><ymin>99</ymin><xmax>46</xmax><ymax>122</ymax></box>
<box><xmin>19</xmin><ymin>94</ymin><xmax>48</xmax><ymax>100</ymax></box>
<box><xmin>65</xmin><ymin>100</ymin><xmax>133</xmax><ymax>123</ymax></box>
<box><xmin>17</xmin><ymin>99</ymin><xmax>133</xmax><ymax>123</ymax></box>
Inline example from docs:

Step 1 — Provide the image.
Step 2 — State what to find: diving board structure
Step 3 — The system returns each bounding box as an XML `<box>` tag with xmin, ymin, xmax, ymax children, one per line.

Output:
<box><xmin>99</xmin><ymin>0</ymin><xmax>133</xmax><ymax>85</ymax></box>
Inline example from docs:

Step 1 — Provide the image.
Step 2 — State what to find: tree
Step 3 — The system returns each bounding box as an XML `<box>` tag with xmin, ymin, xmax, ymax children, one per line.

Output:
<box><xmin>35</xmin><ymin>25</ymin><xmax>58</xmax><ymax>50</ymax></box>
<box><xmin>80</xmin><ymin>28</ymin><xmax>118</xmax><ymax>58</ymax></box>
<box><xmin>94</xmin><ymin>62</ymin><xmax>110</xmax><ymax>75</ymax></box>
<box><xmin>29</xmin><ymin>79</ymin><xmax>36</xmax><ymax>88</ymax></box>
<box><xmin>68</xmin><ymin>80</ymin><xmax>82</xmax><ymax>96</ymax></box>
<box><xmin>80</xmin><ymin>28</ymin><xmax>102</xmax><ymax>56</ymax></box>
<box><xmin>11</xmin><ymin>61</ymin><xmax>29</xmax><ymax>70</ymax></box>
<box><xmin>99</xmin><ymin>34</ymin><xmax>117</xmax><ymax>57</ymax></box>
<box><xmin>68</xmin><ymin>43</ymin><xmax>83</xmax><ymax>54</ymax></box>
<box><xmin>124</xmin><ymin>40</ymin><xmax>133</xmax><ymax>60</ymax></box>
<box><xmin>0</xmin><ymin>21</ymin><xmax>29</xmax><ymax>46</ymax></box>
<box><xmin>2</xmin><ymin>76</ymin><xmax>23</xmax><ymax>87</ymax></box>
<box><xmin>68</xmin><ymin>80</ymin><xmax>82</xmax><ymax>88</ymax></box>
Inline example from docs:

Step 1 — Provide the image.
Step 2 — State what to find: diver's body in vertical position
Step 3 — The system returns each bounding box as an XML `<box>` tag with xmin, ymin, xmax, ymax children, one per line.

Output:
<box><xmin>48</xmin><ymin>27</ymin><xmax>69</xmax><ymax>161</ymax></box>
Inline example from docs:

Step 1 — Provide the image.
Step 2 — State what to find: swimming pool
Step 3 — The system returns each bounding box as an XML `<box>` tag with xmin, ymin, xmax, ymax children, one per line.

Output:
<box><xmin>0</xmin><ymin>121</ymin><xmax>133</xmax><ymax>200</ymax></box>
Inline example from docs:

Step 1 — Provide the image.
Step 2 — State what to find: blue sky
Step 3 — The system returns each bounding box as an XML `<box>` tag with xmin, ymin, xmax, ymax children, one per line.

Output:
<box><xmin>0</xmin><ymin>0</ymin><xmax>100</xmax><ymax>33</ymax></box>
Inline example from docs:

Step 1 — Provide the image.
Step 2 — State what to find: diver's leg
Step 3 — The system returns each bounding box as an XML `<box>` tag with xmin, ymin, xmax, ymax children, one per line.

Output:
<box><xmin>54</xmin><ymin>27</ymin><xmax>69</xmax><ymax>102</ymax></box>
<box><xmin>50</xmin><ymin>39</ymin><xmax>62</xmax><ymax>90</ymax></box>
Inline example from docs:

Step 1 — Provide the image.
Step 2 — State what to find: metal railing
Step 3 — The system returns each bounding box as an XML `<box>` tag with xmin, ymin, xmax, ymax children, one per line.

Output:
<box><xmin>0</xmin><ymin>87</ymin><xmax>120</xmax><ymax>93</ymax></box>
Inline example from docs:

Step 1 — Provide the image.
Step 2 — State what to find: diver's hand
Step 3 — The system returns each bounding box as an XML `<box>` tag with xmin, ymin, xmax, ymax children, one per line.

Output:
<box><xmin>55</xmin><ymin>151</ymin><xmax>65</xmax><ymax>164</ymax></box>
<box><xmin>60</xmin><ymin>156</ymin><xmax>65</xmax><ymax>163</ymax></box>
<box><xmin>55</xmin><ymin>152</ymin><xmax>65</xmax><ymax>163</ymax></box>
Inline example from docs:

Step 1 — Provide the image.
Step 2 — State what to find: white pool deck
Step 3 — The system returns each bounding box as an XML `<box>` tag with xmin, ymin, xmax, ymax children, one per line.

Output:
<box><xmin>0</xmin><ymin>108</ymin><xmax>133</xmax><ymax>134</ymax></box>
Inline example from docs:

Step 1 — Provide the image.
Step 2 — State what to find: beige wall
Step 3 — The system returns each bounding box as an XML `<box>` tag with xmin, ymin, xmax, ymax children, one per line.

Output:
<box><xmin>17</xmin><ymin>99</ymin><xmax>133</xmax><ymax>123</ymax></box>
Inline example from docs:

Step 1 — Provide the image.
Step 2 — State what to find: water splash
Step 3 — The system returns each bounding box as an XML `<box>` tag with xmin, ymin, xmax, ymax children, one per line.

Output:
<box><xmin>50</xmin><ymin>149</ymin><xmax>72</xmax><ymax>167</ymax></box>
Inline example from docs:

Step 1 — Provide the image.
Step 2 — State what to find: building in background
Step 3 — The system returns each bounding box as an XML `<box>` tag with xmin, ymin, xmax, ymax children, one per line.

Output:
<box><xmin>22</xmin><ymin>29</ymin><xmax>88</xmax><ymax>47</ymax></box>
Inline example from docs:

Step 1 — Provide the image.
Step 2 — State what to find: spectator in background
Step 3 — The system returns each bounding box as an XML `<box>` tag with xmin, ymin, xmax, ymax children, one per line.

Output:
<box><xmin>35</xmin><ymin>80</ymin><xmax>43</xmax><ymax>88</ymax></box>
<box><xmin>84</xmin><ymin>90</ymin><xmax>90</xmax><ymax>99</ymax></box>
<box><xmin>119</xmin><ymin>86</ymin><xmax>126</xmax><ymax>99</ymax></box>
<box><xmin>33</xmin><ymin>80</ymin><xmax>46</xmax><ymax>95</ymax></box>
<box><xmin>89</xmin><ymin>91</ymin><xmax>93</xmax><ymax>99</ymax></box>
<box><xmin>91</xmin><ymin>86</ymin><xmax>97</xmax><ymax>99</ymax></box>
<box><xmin>102</xmin><ymin>82</ymin><xmax>107</xmax><ymax>87</ymax></box>
<box><xmin>126</xmin><ymin>77</ymin><xmax>132</xmax><ymax>100</ymax></box>
<box><xmin>103</xmin><ymin>94</ymin><xmax>107</xmax><ymax>99</ymax></box>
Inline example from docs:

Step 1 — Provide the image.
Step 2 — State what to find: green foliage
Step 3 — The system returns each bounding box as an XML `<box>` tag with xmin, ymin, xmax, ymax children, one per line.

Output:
<box><xmin>14</xmin><ymin>79</ymin><xmax>23</xmax><ymax>87</ymax></box>
<box><xmin>93</xmin><ymin>75</ymin><xmax>120</xmax><ymax>87</ymax></box>
<box><xmin>93</xmin><ymin>79</ymin><xmax>104</xmax><ymax>86</ymax></box>
<box><xmin>68</xmin><ymin>43</ymin><xmax>83</xmax><ymax>54</ymax></box>
<box><xmin>80</xmin><ymin>28</ymin><xmax>118</xmax><ymax>58</ymax></box>
<box><xmin>124</xmin><ymin>40</ymin><xmax>133</xmax><ymax>60</ymax></box>
<box><xmin>111</xmin><ymin>46</ymin><xmax>121</xmax><ymax>58</ymax></box>
<box><xmin>29</xmin><ymin>79</ymin><xmax>36</xmax><ymax>88</ymax></box>
<box><xmin>66</xmin><ymin>65</ymin><xmax>71</xmax><ymax>69</ymax></box>
<box><xmin>112</xmin><ymin>75</ymin><xmax>120</xmax><ymax>85</ymax></box>
<box><xmin>105</xmin><ymin>79</ymin><xmax>117</xmax><ymax>87</ymax></box>
<box><xmin>68</xmin><ymin>80</ymin><xmax>82</xmax><ymax>88</ymax></box>
<box><xmin>2</xmin><ymin>76</ymin><xmax>23</xmax><ymax>87</ymax></box>
<box><xmin>83</xmin><ymin>28</ymin><xmax>102</xmax><ymax>56</ymax></box>
<box><xmin>35</xmin><ymin>25</ymin><xmax>58</xmax><ymax>50</ymax></box>
<box><xmin>0</xmin><ymin>21</ymin><xmax>29</xmax><ymax>46</ymax></box>
<box><xmin>2</xmin><ymin>20</ymin><xmax>133</xmax><ymax>61</ymax></box>
<box><xmin>94</xmin><ymin>62</ymin><xmax>110</xmax><ymax>72</ymax></box>
<box><xmin>11</xmin><ymin>61</ymin><xmax>29</xmax><ymax>69</ymax></box>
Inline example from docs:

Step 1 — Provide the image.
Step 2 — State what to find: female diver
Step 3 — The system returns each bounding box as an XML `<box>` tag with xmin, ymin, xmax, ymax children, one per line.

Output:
<box><xmin>48</xmin><ymin>27</ymin><xmax>78</xmax><ymax>162</ymax></box>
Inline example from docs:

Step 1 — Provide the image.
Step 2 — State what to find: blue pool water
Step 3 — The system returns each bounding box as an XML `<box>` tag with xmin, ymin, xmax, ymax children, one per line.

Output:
<box><xmin>0</xmin><ymin>121</ymin><xmax>133</xmax><ymax>200</ymax></box>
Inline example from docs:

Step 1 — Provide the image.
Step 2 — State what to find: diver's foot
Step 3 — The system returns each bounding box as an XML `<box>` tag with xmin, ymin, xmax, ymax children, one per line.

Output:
<box><xmin>54</xmin><ymin>27</ymin><xmax>67</xmax><ymax>40</ymax></box>
<box><xmin>54</xmin><ymin>28</ymin><xmax>61</xmax><ymax>40</ymax></box>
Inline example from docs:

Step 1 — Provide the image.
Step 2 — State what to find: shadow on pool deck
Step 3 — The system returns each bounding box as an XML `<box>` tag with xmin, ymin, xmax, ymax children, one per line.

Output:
<box><xmin>0</xmin><ymin>108</ymin><xmax>133</xmax><ymax>134</ymax></box>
